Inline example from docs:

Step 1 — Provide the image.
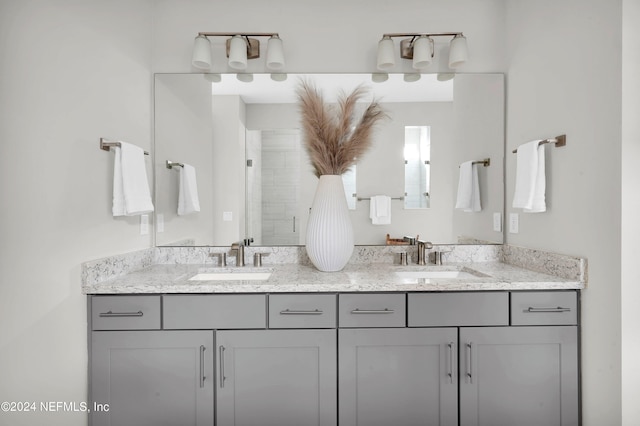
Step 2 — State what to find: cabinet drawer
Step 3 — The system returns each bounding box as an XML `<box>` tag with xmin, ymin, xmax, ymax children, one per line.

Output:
<box><xmin>91</xmin><ymin>295</ymin><xmax>161</xmax><ymax>330</ymax></box>
<box><xmin>339</xmin><ymin>294</ymin><xmax>406</xmax><ymax>328</ymax></box>
<box><xmin>408</xmin><ymin>292</ymin><xmax>509</xmax><ymax>326</ymax></box>
<box><xmin>269</xmin><ymin>294</ymin><xmax>336</xmax><ymax>328</ymax></box>
<box><xmin>163</xmin><ymin>295</ymin><xmax>266</xmax><ymax>329</ymax></box>
<box><xmin>511</xmin><ymin>291</ymin><xmax>577</xmax><ymax>325</ymax></box>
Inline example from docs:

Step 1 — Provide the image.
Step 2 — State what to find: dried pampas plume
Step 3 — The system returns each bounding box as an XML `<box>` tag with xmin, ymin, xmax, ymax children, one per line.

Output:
<box><xmin>297</xmin><ymin>80</ymin><xmax>387</xmax><ymax>177</ymax></box>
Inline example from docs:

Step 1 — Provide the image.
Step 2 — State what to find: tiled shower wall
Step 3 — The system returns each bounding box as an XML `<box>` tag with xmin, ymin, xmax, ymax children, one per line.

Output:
<box><xmin>260</xmin><ymin>129</ymin><xmax>301</xmax><ymax>245</ymax></box>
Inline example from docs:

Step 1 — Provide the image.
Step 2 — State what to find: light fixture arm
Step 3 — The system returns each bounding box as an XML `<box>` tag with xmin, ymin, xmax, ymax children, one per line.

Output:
<box><xmin>380</xmin><ymin>32</ymin><xmax>463</xmax><ymax>39</ymax></box>
<box><xmin>197</xmin><ymin>32</ymin><xmax>280</xmax><ymax>38</ymax></box>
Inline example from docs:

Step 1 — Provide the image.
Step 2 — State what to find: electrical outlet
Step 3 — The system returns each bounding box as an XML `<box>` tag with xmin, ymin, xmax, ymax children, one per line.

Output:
<box><xmin>140</xmin><ymin>214</ymin><xmax>149</xmax><ymax>235</ymax></box>
<box><xmin>157</xmin><ymin>214</ymin><xmax>164</xmax><ymax>233</ymax></box>
<box><xmin>223</xmin><ymin>211</ymin><xmax>233</xmax><ymax>222</ymax></box>
<box><xmin>493</xmin><ymin>212</ymin><xmax>502</xmax><ymax>232</ymax></box>
<box><xmin>509</xmin><ymin>213</ymin><xmax>519</xmax><ymax>234</ymax></box>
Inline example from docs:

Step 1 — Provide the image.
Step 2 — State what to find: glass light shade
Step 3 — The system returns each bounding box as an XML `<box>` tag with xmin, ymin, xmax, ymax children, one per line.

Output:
<box><xmin>412</xmin><ymin>36</ymin><xmax>433</xmax><ymax>69</ymax></box>
<box><xmin>228</xmin><ymin>35</ymin><xmax>248</xmax><ymax>70</ymax></box>
<box><xmin>403</xmin><ymin>73</ymin><xmax>421</xmax><ymax>82</ymax></box>
<box><xmin>270</xmin><ymin>73</ymin><xmax>288</xmax><ymax>82</ymax></box>
<box><xmin>377</xmin><ymin>37</ymin><xmax>395</xmax><ymax>70</ymax></box>
<box><xmin>448</xmin><ymin>35</ymin><xmax>468</xmax><ymax>69</ymax></box>
<box><xmin>266</xmin><ymin>36</ymin><xmax>285</xmax><ymax>70</ymax></box>
<box><xmin>236</xmin><ymin>73</ymin><xmax>254</xmax><ymax>82</ymax></box>
<box><xmin>371</xmin><ymin>73</ymin><xmax>389</xmax><ymax>83</ymax></box>
<box><xmin>192</xmin><ymin>35</ymin><xmax>212</xmax><ymax>70</ymax></box>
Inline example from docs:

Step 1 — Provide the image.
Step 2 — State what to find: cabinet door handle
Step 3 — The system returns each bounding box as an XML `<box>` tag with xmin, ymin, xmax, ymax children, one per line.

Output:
<box><xmin>98</xmin><ymin>310</ymin><xmax>143</xmax><ymax>317</ymax></box>
<box><xmin>199</xmin><ymin>345</ymin><xmax>206</xmax><ymax>388</ymax></box>
<box><xmin>465</xmin><ymin>342</ymin><xmax>473</xmax><ymax>384</ymax></box>
<box><xmin>280</xmin><ymin>309</ymin><xmax>323</xmax><ymax>315</ymax></box>
<box><xmin>447</xmin><ymin>342</ymin><xmax>455</xmax><ymax>384</ymax></box>
<box><xmin>293</xmin><ymin>216</ymin><xmax>296</xmax><ymax>233</ymax></box>
<box><xmin>350</xmin><ymin>308</ymin><xmax>394</xmax><ymax>314</ymax></box>
<box><xmin>219</xmin><ymin>346</ymin><xmax>226</xmax><ymax>388</ymax></box>
<box><xmin>525</xmin><ymin>306</ymin><xmax>571</xmax><ymax>313</ymax></box>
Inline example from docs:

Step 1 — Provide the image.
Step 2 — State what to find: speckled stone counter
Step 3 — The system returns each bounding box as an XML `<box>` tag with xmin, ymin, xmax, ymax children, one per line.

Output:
<box><xmin>82</xmin><ymin>254</ymin><xmax>585</xmax><ymax>294</ymax></box>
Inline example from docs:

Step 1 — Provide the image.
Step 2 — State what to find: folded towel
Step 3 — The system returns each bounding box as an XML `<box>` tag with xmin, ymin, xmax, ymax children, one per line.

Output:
<box><xmin>370</xmin><ymin>195</ymin><xmax>391</xmax><ymax>225</ymax></box>
<box><xmin>455</xmin><ymin>161</ymin><xmax>481</xmax><ymax>212</ymax></box>
<box><xmin>112</xmin><ymin>142</ymin><xmax>154</xmax><ymax>216</ymax></box>
<box><xmin>178</xmin><ymin>163</ymin><xmax>200</xmax><ymax>215</ymax></box>
<box><xmin>512</xmin><ymin>140</ymin><xmax>546</xmax><ymax>213</ymax></box>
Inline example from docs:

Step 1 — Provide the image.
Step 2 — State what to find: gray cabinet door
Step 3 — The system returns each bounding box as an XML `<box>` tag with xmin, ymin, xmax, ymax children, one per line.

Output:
<box><xmin>459</xmin><ymin>326</ymin><xmax>579</xmax><ymax>426</ymax></box>
<box><xmin>91</xmin><ymin>330</ymin><xmax>214</xmax><ymax>426</ymax></box>
<box><xmin>339</xmin><ymin>328</ymin><xmax>458</xmax><ymax>426</ymax></box>
<box><xmin>216</xmin><ymin>329</ymin><xmax>337</xmax><ymax>426</ymax></box>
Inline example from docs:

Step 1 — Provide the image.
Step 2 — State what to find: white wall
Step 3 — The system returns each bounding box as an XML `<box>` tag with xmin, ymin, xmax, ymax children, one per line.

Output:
<box><xmin>505</xmin><ymin>0</ymin><xmax>623</xmax><ymax>424</ymax></box>
<box><xmin>0</xmin><ymin>1</ymin><xmax>153</xmax><ymax>425</ymax></box>
<box><xmin>155</xmin><ymin>73</ymin><xmax>214</xmax><ymax>245</ymax></box>
<box><xmin>2</xmin><ymin>1</ymin><xmax>634</xmax><ymax>425</ymax></box>
<box><xmin>621</xmin><ymin>0</ymin><xmax>640</xmax><ymax>423</ymax></box>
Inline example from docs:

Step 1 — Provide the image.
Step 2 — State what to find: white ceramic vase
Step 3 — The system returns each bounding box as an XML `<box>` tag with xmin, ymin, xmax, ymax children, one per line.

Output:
<box><xmin>306</xmin><ymin>175</ymin><xmax>354</xmax><ymax>272</ymax></box>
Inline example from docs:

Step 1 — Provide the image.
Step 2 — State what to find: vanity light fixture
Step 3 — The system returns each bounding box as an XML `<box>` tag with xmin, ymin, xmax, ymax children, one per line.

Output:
<box><xmin>376</xmin><ymin>32</ymin><xmax>468</xmax><ymax>71</ymax></box>
<box><xmin>191</xmin><ymin>32</ymin><xmax>285</xmax><ymax>71</ymax></box>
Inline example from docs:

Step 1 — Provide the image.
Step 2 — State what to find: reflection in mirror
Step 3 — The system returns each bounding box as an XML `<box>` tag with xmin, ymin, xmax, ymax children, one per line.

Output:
<box><xmin>154</xmin><ymin>73</ymin><xmax>504</xmax><ymax>247</ymax></box>
<box><xmin>404</xmin><ymin>126</ymin><xmax>431</xmax><ymax>209</ymax></box>
<box><xmin>246</xmin><ymin>129</ymin><xmax>301</xmax><ymax>246</ymax></box>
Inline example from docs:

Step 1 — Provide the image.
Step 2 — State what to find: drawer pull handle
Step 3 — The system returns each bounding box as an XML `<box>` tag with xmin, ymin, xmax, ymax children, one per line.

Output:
<box><xmin>219</xmin><ymin>346</ymin><xmax>226</xmax><ymax>388</ymax></box>
<box><xmin>525</xmin><ymin>306</ymin><xmax>571</xmax><ymax>313</ymax></box>
<box><xmin>447</xmin><ymin>342</ymin><xmax>455</xmax><ymax>384</ymax></box>
<box><xmin>465</xmin><ymin>342</ymin><xmax>473</xmax><ymax>384</ymax></box>
<box><xmin>351</xmin><ymin>308</ymin><xmax>395</xmax><ymax>314</ymax></box>
<box><xmin>280</xmin><ymin>309</ymin><xmax>323</xmax><ymax>315</ymax></box>
<box><xmin>199</xmin><ymin>345</ymin><xmax>206</xmax><ymax>388</ymax></box>
<box><xmin>99</xmin><ymin>310</ymin><xmax>143</xmax><ymax>318</ymax></box>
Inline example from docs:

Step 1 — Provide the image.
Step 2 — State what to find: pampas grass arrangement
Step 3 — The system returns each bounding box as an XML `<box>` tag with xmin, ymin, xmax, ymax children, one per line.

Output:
<box><xmin>297</xmin><ymin>81</ymin><xmax>387</xmax><ymax>177</ymax></box>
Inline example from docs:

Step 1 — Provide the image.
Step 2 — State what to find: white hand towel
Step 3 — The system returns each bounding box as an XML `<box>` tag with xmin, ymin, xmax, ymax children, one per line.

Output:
<box><xmin>178</xmin><ymin>163</ymin><xmax>200</xmax><ymax>215</ymax></box>
<box><xmin>112</xmin><ymin>142</ymin><xmax>154</xmax><ymax>216</ymax></box>
<box><xmin>512</xmin><ymin>141</ymin><xmax>546</xmax><ymax>213</ymax></box>
<box><xmin>369</xmin><ymin>195</ymin><xmax>391</xmax><ymax>225</ymax></box>
<box><xmin>455</xmin><ymin>161</ymin><xmax>481</xmax><ymax>212</ymax></box>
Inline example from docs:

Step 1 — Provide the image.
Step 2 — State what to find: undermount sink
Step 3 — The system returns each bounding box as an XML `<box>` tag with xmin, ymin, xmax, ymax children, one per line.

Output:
<box><xmin>395</xmin><ymin>269</ymin><xmax>482</xmax><ymax>280</ymax></box>
<box><xmin>189</xmin><ymin>271</ymin><xmax>272</xmax><ymax>281</ymax></box>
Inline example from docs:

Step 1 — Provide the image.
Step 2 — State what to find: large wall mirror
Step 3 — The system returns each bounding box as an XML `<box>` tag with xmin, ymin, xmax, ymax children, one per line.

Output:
<box><xmin>154</xmin><ymin>73</ymin><xmax>504</xmax><ymax>247</ymax></box>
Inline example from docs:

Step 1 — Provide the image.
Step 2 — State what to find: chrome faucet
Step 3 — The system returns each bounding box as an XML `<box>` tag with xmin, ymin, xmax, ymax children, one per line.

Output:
<box><xmin>416</xmin><ymin>240</ymin><xmax>433</xmax><ymax>265</ymax></box>
<box><xmin>230</xmin><ymin>242</ymin><xmax>245</xmax><ymax>267</ymax></box>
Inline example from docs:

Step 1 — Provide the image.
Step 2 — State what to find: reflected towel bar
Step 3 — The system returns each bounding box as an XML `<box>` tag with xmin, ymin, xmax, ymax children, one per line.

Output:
<box><xmin>512</xmin><ymin>134</ymin><xmax>566</xmax><ymax>154</ymax></box>
<box><xmin>459</xmin><ymin>158</ymin><xmax>490</xmax><ymax>168</ymax></box>
<box><xmin>166</xmin><ymin>160</ymin><xmax>185</xmax><ymax>169</ymax></box>
<box><xmin>100</xmin><ymin>138</ymin><xmax>149</xmax><ymax>155</ymax></box>
<box><xmin>356</xmin><ymin>195</ymin><xmax>405</xmax><ymax>201</ymax></box>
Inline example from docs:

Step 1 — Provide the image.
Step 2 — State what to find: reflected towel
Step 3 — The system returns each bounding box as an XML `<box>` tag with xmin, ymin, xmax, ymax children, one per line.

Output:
<box><xmin>112</xmin><ymin>142</ymin><xmax>154</xmax><ymax>216</ymax></box>
<box><xmin>178</xmin><ymin>163</ymin><xmax>200</xmax><ymax>215</ymax></box>
<box><xmin>512</xmin><ymin>140</ymin><xmax>546</xmax><ymax>213</ymax></box>
<box><xmin>370</xmin><ymin>195</ymin><xmax>391</xmax><ymax>225</ymax></box>
<box><xmin>455</xmin><ymin>161</ymin><xmax>481</xmax><ymax>212</ymax></box>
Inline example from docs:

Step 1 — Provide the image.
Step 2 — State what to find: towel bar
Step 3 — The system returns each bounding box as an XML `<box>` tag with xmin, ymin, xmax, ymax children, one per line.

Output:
<box><xmin>100</xmin><ymin>138</ymin><xmax>149</xmax><ymax>155</ymax></box>
<box><xmin>512</xmin><ymin>134</ymin><xmax>566</xmax><ymax>154</ymax></box>
<box><xmin>459</xmin><ymin>158</ymin><xmax>490</xmax><ymax>168</ymax></box>
<box><xmin>356</xmin><ymin>195</ymin><xmax>405</xmax><ymax>201</ymax></box>
<box><xmin>166</xmin><ymin>160</ymin><xmax>185</xmax><ymax>169</ymax></box>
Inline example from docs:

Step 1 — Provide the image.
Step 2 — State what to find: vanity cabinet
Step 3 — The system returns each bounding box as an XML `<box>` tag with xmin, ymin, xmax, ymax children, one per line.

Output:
<box><xmin>216</xmin><ymin>329</ymin><xmax>337</xmax><ymax>426</ymax></box>
<box><xmin>88</xmin><ymin>290</ymin><xmax>579</xmax><ymax>426</ymax></box>
<box><xmin>91</xmin><ymin>330</ymin><xmax>214</xmax><ymax>426</ymax></box>
<box><xmin>338</xmin><ymin>327</ymin><xmax>458</xmax><ymax>426</ymax></box>
<box><xmin>459</xmin><ymin>326</ymin><xmax>579</xmax><ymax>426</ymax></box>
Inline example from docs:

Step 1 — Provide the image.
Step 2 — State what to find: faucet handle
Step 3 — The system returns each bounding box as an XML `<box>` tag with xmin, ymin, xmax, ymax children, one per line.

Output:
<box><xmin>254</xmin><ymin>252</ymin><xmax>270</xmax><ymax>267</ymax></box>
<box><xmin>209</xmin><ymin>252</ymin><xmax>227</xmax><ymax>267</ymax></box>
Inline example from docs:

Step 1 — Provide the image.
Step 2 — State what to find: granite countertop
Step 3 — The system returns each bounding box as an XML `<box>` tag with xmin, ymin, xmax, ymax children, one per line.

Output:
<box><xmin>82</xmin><ymin>261</ymin><xmax>584</xmax><ymax>294</ymax></box>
